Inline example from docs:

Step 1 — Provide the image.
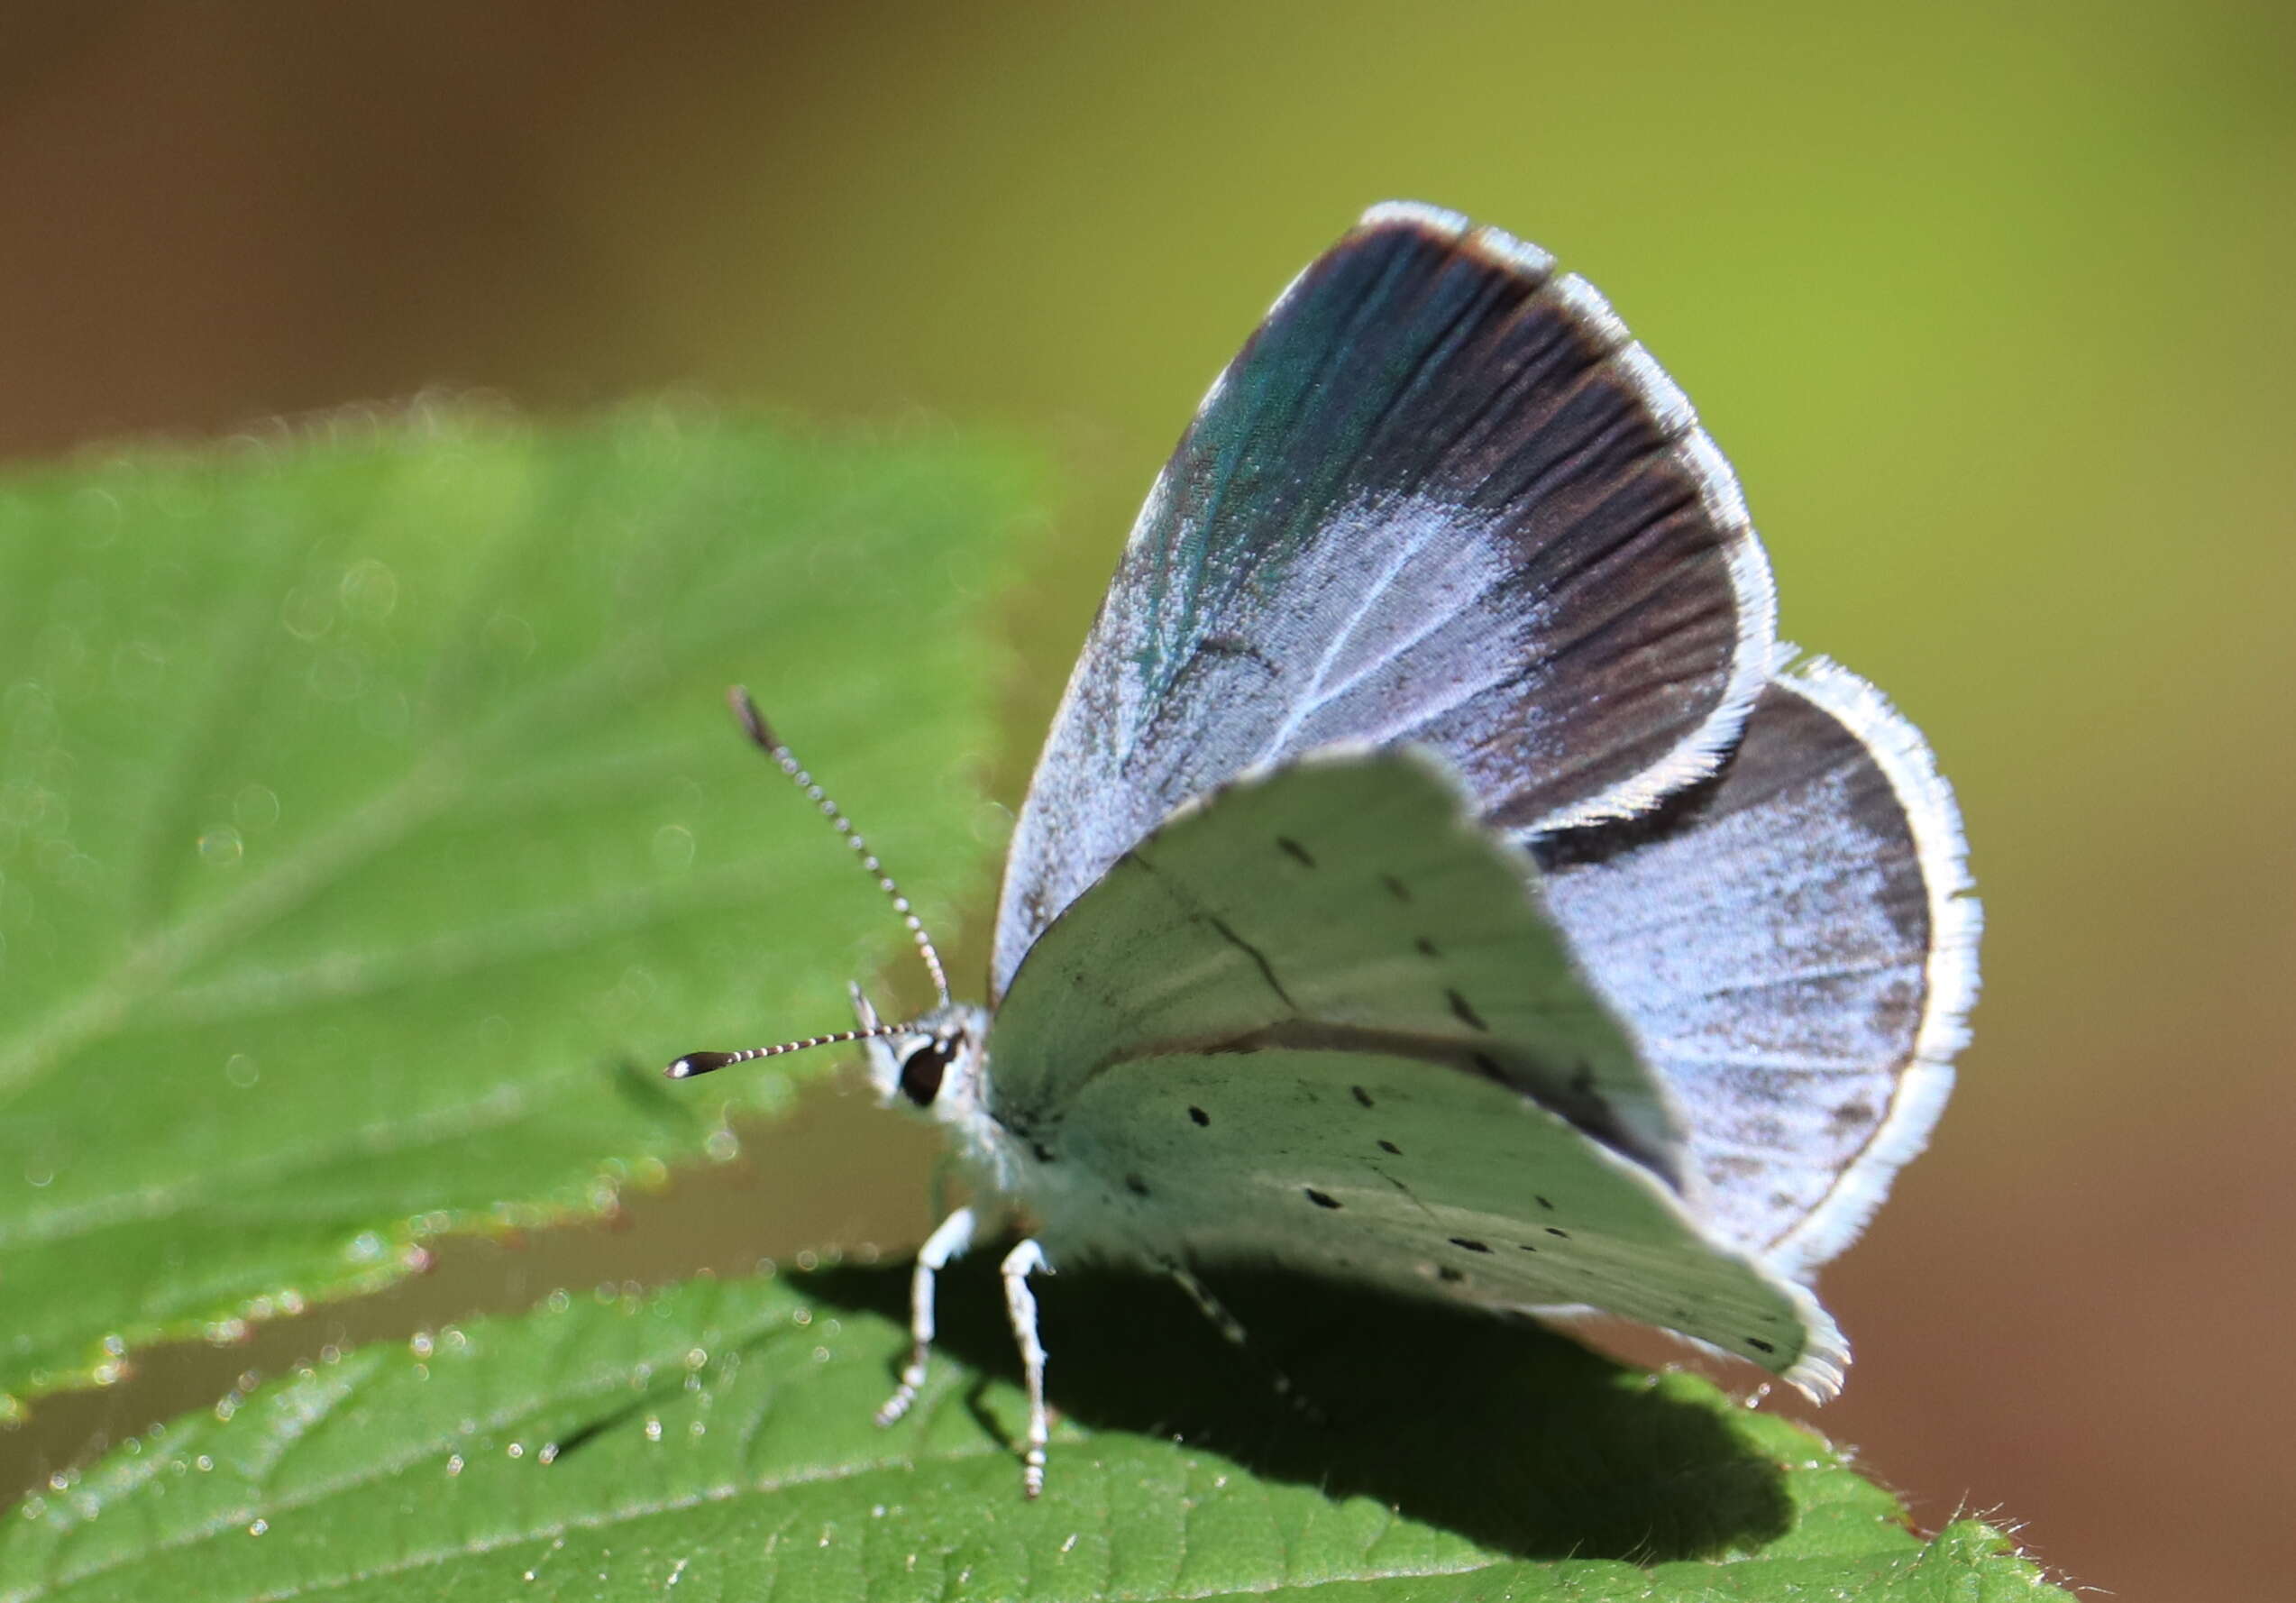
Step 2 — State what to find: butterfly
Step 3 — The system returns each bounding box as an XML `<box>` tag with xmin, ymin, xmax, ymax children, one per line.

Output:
<box><xmin>668</xmin><ymin>201</ymin><xmax>1980</xmax><ymax>1498</ymax></box>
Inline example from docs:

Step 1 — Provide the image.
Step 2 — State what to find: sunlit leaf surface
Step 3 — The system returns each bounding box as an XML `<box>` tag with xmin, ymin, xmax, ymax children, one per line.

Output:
<box><xmin>0</xmin><ymin>410</ymin><xmax>1027</xmax><ymax>1405</ymax></box>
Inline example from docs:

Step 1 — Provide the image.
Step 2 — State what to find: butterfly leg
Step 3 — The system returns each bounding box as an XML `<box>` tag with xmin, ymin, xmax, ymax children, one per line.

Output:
<box><xmin>1165</xmin><ymin>1260</ymin><xmax>1250</xmax><ymax>1347</ymax></box>
<box><xmin>1164</xmin><ymin>1260</ymin><xmax>1322</xmax><ymax>1423</ymax></box>
<box><xmin>875</xmin><ymin>1203</ymin><xmax>977</xmax><ymax>1428</ymax></box>
<box><xmin>1001</xmin><ymin>1237</ymin><xmax>1053</xmax><ymax>1498</ymax></box>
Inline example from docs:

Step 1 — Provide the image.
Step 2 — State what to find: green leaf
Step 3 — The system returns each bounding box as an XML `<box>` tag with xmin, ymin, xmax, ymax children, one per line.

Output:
<box><xmin>0</xmin><ymin>408</ymin><xmax>1029</xmax><ymax>1406</ymax></box>
<box><xmin>0</xmin><ymin>1260</ymin><xmax>2065</xmax><ymax>1601</ymax></box>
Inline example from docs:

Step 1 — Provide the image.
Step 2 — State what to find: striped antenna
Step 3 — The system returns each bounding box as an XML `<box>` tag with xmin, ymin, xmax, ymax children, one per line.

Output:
<box><xmin>666</xmin><ymin>1026</ymin><xmax>907</xmax><ymax>1080</ymax></box>
<box><xmin>725</xmin><ymin>684</ymin><xmax>952</xmax><ymax>1004</ymax></box>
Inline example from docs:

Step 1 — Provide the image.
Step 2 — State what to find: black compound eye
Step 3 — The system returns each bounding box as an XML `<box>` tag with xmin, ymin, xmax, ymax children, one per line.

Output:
<box><xmin>897</xmin><ymin>1037</ymin><xmax>955</xmax><ymax>1107</ymax></box>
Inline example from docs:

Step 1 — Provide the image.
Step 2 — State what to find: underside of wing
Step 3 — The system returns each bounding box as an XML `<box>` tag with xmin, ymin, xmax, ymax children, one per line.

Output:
<box><xmin>1020</xmin><ymin>1041</ymin><xmax>1843</xmax><ymax>1396</ymax></box>
<box><xmin>1537</xmin><ymin>656</ymin><xmax>1980</xmax><ymax>1278</ymax></box>
<box><xmin>993</xmin><ymin>202</ymin><xmax>1775</xmax><ymax>997</ymax></box>
<box><xmin>985</xmin><ymin>749</ymin><xmax>1689</xmax><ymax>1187</ymax></box>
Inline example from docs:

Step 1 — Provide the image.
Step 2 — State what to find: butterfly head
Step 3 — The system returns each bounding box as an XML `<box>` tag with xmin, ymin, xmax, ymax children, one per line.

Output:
<box><xmin>851</xmin><ymin>982</ymin><xmax>990</xmax><ymax>1127</ymax></box>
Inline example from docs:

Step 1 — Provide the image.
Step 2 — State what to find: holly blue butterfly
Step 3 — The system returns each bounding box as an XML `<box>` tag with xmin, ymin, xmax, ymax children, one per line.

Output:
<box><xmin>669</xmin><ymin>201</ymin><xmax>1980</xmax><ymax>1497</ymax></box>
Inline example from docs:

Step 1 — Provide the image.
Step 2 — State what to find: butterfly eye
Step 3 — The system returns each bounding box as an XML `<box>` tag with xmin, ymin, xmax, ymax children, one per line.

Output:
<box><xmin>898</xmin><ymin>1038</ymin><xmax>955</xmax><ymax>1107</ymax></box>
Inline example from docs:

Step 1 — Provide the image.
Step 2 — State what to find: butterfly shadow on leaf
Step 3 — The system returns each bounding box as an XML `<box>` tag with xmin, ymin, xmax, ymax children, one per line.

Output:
<box><xmin>799</xmin><ymin>1250</ymin><xmax>1794</xmax><ymax>1563</ymax></box>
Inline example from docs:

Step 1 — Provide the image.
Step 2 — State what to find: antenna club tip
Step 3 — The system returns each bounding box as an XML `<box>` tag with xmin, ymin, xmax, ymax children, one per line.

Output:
<box><xmin>667</xmin><ymin>1050</ymin><xmax>736</xmax><ymax>1079</ymax></box>
<box><xmin>724</xmin><ymin>685</ymin><xmax>777</xmax><ymax>749</ymax></box>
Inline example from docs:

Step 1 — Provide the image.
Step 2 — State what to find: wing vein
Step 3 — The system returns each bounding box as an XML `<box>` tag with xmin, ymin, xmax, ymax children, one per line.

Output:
<box><xmin>1252</xmin><ymin>518</ymin><xmax>1446</xmax><ymax>763</ymax></box>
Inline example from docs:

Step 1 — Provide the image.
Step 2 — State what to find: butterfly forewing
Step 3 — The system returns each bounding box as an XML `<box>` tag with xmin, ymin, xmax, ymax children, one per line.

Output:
<box><xmin>992</xmin><ymin>203</ymin><xmax>1775</xmax><ymax>999</ymax></box>
<box><xmin>1539</xmin><ymin>659</ymin><xmax>1979</xmax><ymax>1275</ymax></box>
<box><xmin>985</xmin><ymin>750</ymin><xmax>1688</xmax><ymax>1205</ymax></box>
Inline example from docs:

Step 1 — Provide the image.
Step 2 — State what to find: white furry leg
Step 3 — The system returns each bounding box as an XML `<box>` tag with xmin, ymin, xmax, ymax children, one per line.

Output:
<box><xmin>1001</xmin><ymin>1237</ymin><xmax>1053</xmax><ymax>1498</ymax></box>
<box><xmin>875</xmin><ymin>1204</ymin><xmax>977</xmax><ymax>1428</ymax></box>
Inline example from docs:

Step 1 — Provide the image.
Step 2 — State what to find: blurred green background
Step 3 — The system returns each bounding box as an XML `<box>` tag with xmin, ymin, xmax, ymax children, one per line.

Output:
<box><xmin>3</xmin><ymin>4</ymin><xmax>2289</xmax><ymax>1598</ymax></box>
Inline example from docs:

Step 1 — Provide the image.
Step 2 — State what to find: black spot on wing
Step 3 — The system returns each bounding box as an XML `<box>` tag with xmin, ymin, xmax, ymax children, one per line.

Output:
<box><xmin>1351</xmin><ymin>1085</ymin><xmax>1374</xmax><ymax>1108</ymax></box>
<box><xmin>1381</xmin><ymin>874</ymin><xmax>1413</xmax><ymax>902</ymax></box>
<box><xmin>1125</xmin><ymin>1173</ymin><xmax>1151</xmax><ymax>1197</ymax></box>
<box><xmin>1545</xmin><ymin>1226</ymin><xmax>1570</xmax><ymax>1239</ymax></box>
<box><xmin>1304</xmin><ymin>1188</ymin><xmax>1342</xmax><ymax>1210</ymax></box>
<box><xmin>1377</xmin><ymin>1140</ymin><xmax>1401</xmax><ymax>1155</ymax></box>
<box><xmin>1449</xmin><ymin>1237</ymin><xmax>1492</xmax><ymax>1253</ymax></box>
<box><xmin>1746</xmin><ymin>1337</ymin><xmax>1777</xmax><ymax>1355</ymax></box>
<box><xmin>1447</xmin><ymin>989</ymin><xmax>1488</xmax><ymax>1030</ymax></box>
<box><xmin>1535</xmin><ymin>1195</ymin><xmax>1554</xmax><ymax>1210</ymax></box>
<box><xmin>1436</xmin><ymin>1266</ymin><xmax>1464</xmax><ymax>1283</ymax></box>
<box><xmin>1276</xmin><ymin>836</ymin><xmax>1316</xmax><ymax>868</ymax></box>
<box><xmin>1414</xmin><ymin>936</ymin><xmax>1440</xmax><ymax>958</ymax></box>
<box><xmin>1189</xmin><ymin>1105</ymin><xmax>1211</xmax><ymax>1126</ymax></box>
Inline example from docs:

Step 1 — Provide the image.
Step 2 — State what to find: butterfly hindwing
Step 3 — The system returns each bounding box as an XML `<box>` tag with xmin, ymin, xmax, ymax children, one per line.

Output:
<box><xmin>1539</xmin><ymin>658</ymin><xmax>1980</xmax><ymax>1276</ymax></box>
<box><xmin>992</xmin><ymin>203</ymin><xmax>1776</xmax><ymax>997</ymax></box>
<box><xmin>1031</xmin><ymin>1040</ymin><xmax>1838</xmax><ymax>1388</ymax></box>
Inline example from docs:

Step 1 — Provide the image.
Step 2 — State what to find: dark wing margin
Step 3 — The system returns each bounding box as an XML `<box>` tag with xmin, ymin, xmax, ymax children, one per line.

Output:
<box><xmin>994</xmin><ymin>200</ymin><xmax>1775</xmax><ymax>998</ymax></box>
<box><xmin>1537</xmin><ymin>655</ymin><xmax>1980</xmax><ymax>1278</ymax></box>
